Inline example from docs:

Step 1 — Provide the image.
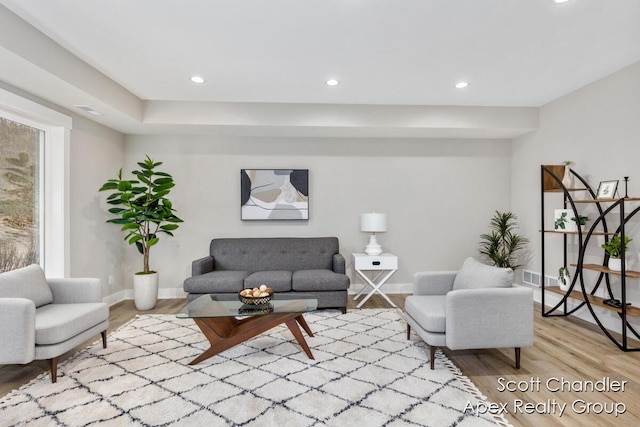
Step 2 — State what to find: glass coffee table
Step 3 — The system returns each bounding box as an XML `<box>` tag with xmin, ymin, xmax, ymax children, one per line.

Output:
<box><xmin>177</xmin><ymin>294</ymin><xmax>318</xmax><ymax>365</ymax></box>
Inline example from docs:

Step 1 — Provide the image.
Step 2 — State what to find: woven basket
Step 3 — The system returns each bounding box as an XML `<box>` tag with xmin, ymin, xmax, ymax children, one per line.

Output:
<box><xmin>238</xmin><ymin>293</ymin><xmax>272</xmax><ymax>305</ymax></box>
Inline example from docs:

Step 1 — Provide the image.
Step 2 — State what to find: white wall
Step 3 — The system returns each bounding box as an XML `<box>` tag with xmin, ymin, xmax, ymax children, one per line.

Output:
<box><xmin>512</xmin><ymin>61</ymin><xmax>640</xmax><ymax>331</ymax></box>
<box><xmin>122</xmin><ymin>135</ymin><xmax>512</xmax><ymax>296</ymax></box>
<box><xmin>69</xmin><ymin>116</ymin><xmax>125</xmax><ymax>300</ymax></box>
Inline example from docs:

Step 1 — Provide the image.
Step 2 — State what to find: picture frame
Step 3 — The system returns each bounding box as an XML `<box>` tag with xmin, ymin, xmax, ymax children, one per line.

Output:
<box><xmin>554</xmin><ymin>209</ymin><xmax>577</xmax><ymax>232</ymax></box>
<box><xmin>596</xmin><ymin>180</ymin><xmax>619</xmax><ymax>199</ymax></box>
<box><xmin>240</xmin><ymin>169</ymin><xmax>309</xmax><ymax>220</ymax></box>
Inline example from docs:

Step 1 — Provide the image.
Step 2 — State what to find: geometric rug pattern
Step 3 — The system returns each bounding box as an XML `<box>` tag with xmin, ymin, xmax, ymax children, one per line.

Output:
<box><xmin>0</xmin><ymin>309</ymin><xmax>509</xmax><ymax>426</ymax></box>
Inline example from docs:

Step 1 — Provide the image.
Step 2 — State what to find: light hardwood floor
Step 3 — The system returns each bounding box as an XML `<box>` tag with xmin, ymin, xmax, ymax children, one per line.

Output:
<box><xmin>2</xmin><ymin>294</ymin><xmax>639</xmax><ymax>427</ymax></box>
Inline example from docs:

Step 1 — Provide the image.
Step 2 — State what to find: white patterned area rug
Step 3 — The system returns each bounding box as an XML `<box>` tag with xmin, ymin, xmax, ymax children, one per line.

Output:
<box><xmin>1</xmin><ymin>309</ymin><xmax>510</xmax><ymax>427</ymax></box>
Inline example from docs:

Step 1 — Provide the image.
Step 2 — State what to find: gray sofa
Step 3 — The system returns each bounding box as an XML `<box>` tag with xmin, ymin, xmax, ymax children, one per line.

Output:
<box><xmin>183</xmin><ymin>237</ymin><xmax>350</xmax><ymax>312</ymax></box>
<box><xmin>0</xmin><ymin>264</ymin><xmax>109</xmax><ymax>382</ymax></box>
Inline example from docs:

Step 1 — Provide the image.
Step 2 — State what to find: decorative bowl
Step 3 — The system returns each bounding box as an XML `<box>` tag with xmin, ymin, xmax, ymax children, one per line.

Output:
<box><xmin>238</xmin><ymin>290</ymin><xmax>273</xmax><ymax>305</ymax></box>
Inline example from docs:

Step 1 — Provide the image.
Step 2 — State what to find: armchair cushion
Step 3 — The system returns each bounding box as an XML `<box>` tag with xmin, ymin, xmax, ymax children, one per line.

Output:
<box><xmin>452</xmin><ymin>257</ymin><xmax>513</xmax><ymax>291</ymax></box>
<box><xmin>0</xmin><ymin>264</ymin><xmax>53</xmax><ymax>308</ymax></box>
<box><xmin>35</xmin><ymin>303</ymin><xmax>109</xmax><ymax>345</ymax></box>
<box><xmin>405</xmin><ymin>295</ymin><xmax>446</xmax><ymax>333</ymax></box>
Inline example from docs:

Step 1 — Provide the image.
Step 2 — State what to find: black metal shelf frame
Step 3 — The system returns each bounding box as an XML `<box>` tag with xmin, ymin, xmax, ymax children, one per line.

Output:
<box><xmin>540</xmin><ymin>165</ymin><xmax>640</xmax><ymax>351</ymax></box>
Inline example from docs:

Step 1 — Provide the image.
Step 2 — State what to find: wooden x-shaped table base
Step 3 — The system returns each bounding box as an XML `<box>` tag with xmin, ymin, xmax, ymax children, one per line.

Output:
<box><xmin>189</xmin><ymin>313</ymin><xmax>314</xmax><ymax>365</ymax></box>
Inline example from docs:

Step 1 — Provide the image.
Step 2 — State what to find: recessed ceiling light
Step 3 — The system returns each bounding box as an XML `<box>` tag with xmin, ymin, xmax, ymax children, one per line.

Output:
<box><xmin>554</xmin><ymin>0</ymin><xmax>571</xmax><ymax>3</ymax></box>
<box><xmin>190</xmin><ymin>75</ymin><xmax>205</xmax><ymax>84</ymax></box>
<box><xmin>326</xmin><ymin>79</ymin><xmax>339</xmax><ymax>86</ymax></box>
<box><xmin>455</xmin><ymin>81</ymin><xmax>469</xmax><ymax>89</ymax></box>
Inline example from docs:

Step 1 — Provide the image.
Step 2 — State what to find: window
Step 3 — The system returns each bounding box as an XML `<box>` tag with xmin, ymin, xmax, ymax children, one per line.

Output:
<box><xmin>0</xmin><ymin>88</ymin><xmax>72</xmax><ymax>276</ymax></box>
<box><xmin>0</xmin><ymin>115</ymin><xmax>43</xmax><ymax>272</ymax></box>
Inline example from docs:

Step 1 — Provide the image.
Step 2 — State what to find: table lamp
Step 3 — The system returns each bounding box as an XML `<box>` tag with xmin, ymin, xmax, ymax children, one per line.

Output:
<box><xmin>361</xmin><ymin>213</ymin><xmax>387</xmax><ymax>255</ymax></box>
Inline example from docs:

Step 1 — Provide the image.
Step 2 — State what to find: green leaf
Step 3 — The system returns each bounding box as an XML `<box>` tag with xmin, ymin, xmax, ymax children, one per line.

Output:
<box><xmin>147</xmin><ymin>237</ymin><xmax>160</xmax><ymax>247</ymax></box>
<box><xmin>117</xmin><ymin>181</ymin><xmax>132</xmax><ymax>192</ymax></box>
<box><xmin>99</xmin><ymin>182</ymin><xmax>118</xmax><ymax>191</ymax></box>
<box><xmin>160</xmin><ymin>224</ymin><xmax>179</xmax><ymax>231</ymax></box>
<box><xmin>153</xmin><ymin>177</ymin><xmax>174</xmax><ymax>185</ymax></box>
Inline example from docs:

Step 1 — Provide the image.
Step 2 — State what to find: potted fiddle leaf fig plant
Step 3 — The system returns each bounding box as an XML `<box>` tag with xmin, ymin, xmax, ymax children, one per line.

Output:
<box><xmin>99</xmin><ymin>155</ymin><xmax>183</xmax><ymax>310</ymax></box>
<box><xmin>601</xmin><ymin>234</ymin><xmax>632</xmax><ymax>272</ymax></box>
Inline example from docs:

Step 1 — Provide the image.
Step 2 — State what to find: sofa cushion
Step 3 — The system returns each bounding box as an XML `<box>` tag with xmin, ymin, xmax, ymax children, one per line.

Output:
<box><xmin>35</xmin><ymin>303</ymin><xmax>109</xmax><ymax>345</ymax></box>
<box><xmin>0</xmin><ymin>264</ymin><xmax>53</xmax><ymax>308</ymax></box>
<box><xmin>184</xmin><ymin>271</ymin><xmax>249</xmax><ymax>293</ymax></box>
<box><xmin>405</xmin><ymin>295</ymin><xmax>446</xmax><ymax>333</ymax></box>
<box><xmin>452</xmin><ymin>257</ymin><xmax>513</xmax><ymax>291</ymax></box>
<box><xmin>292</xmin><ymin>269</ymin><xmax>350</xmax><ymax>291</ymax></box>
<box><xmin>244</xmin><ymin>271</ymin><xmax>292</xmax><ymax>292</ymax></box>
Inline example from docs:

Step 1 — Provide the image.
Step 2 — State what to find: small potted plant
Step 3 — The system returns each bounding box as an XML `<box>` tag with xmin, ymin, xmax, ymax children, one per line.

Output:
<box><xmin>571</xmin><ymin>215</ymin><xmax>589</xmax><ymax>229</ymax></box>
<box><xmin>558</xmin><ymin>267</ymin><xmax>571</xmax><ymax>291</ymax></box>
<box><xmin>561</xmin><ymin>160</ymin><xmax>575</xmax><ymax>188</ymax></box>
<box><xmin>601</xmin><ymin>234</ymin><xmax>632</xmax><ymax>271</ymax></box>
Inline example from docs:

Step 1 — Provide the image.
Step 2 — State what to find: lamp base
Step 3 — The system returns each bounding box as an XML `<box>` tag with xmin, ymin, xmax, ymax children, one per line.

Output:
<box><xmin>364</xmin><ymin>234</ymin><xmax>383</xmax><ymax>256</ymax></box>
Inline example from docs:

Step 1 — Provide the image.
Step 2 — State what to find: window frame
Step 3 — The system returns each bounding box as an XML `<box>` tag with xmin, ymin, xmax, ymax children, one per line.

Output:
<box><xmin>0</xmin><ymin>88</ymin><xmax>72</xmax><ymax>277</ymax></box>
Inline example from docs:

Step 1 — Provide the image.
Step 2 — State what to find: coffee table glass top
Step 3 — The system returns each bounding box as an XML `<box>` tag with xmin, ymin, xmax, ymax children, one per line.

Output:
<box><xmin>177</xmin><ymin>293</ymin><xmax>318</xmax><ymax>319</ymax></box>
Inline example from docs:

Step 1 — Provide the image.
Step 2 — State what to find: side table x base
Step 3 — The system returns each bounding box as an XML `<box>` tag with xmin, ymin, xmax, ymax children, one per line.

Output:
<box><xmin>353</xmin><ymin>268</ymin><xmax>397</xmax><ymax>308</ymax></box>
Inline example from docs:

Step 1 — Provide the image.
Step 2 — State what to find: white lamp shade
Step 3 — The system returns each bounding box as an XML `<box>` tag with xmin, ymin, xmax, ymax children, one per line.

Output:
<box><xmin>361</xmin><ymin>213</ymin><xmax>387</xmax><ymax>233</ymax></box>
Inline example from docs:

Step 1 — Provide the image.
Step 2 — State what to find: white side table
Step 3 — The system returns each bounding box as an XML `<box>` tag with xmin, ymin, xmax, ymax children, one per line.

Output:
<box><xmin>352</xmin><ymin>253</ymin><xmax>398</xmax><ymax>308</ymax></box>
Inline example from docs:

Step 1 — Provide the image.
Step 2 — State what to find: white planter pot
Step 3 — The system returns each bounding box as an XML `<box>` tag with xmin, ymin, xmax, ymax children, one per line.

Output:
<box><xmin>134</xmin><ymin>271</ymin><xmax>159</xmax><ymax>310</ymax></box>
<box><xmin>608</xmin><ymin>258</ymin><xmax>622</xmax><ymax>271</ymax></box>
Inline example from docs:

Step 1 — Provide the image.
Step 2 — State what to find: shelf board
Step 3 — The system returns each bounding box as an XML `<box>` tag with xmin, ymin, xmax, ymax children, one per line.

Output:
<box><xmin>544</xmin><ymin>188</ymin><xmax>589</xmax><ymax>193</ymax></box>
<box><xmin>573</xmin><ymin>197</ymin><xmax>640</xmax><ymax>203</ymax></box>
<box><xmin>579</xmin><ymin>263</ymin><xmax>640</xmax><ymax>279</ymax></box>
<box><xmin>545</xmin><ymin>286</ymin><xmax>640</xmax><ymax>317</ymax></box>
<box><xmin>540</xmin><ymin>230</ymin><xmax>613</xmax><ymax>235</ymax></box>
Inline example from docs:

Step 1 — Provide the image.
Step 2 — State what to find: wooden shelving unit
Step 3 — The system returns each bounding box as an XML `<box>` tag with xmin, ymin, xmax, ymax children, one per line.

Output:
<box><xmin>540</xmin><ymin>165</ymin><xmax>640</xmax><ymax>351</ymax></box>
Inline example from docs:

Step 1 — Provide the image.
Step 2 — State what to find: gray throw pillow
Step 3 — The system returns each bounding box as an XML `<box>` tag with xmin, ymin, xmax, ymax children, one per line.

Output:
<box><xmin>452</xmin><ymin>257</ymin><xmax>513</xmax><ymax>290</ymax></box>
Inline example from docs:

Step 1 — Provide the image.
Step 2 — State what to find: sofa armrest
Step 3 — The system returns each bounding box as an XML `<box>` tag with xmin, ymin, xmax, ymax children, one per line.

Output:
<box><xmin>0</xmin><ymin>298</ymin><xmax>36</xmax><ymax>364</ymax></box>
<box><xmin>48</xmin><ymin>278</ymin><xmax>102</xmax><ymax>303</ymax></box>
<box><xmin>192</xmin><ymin>256</ymin><xmax>215</xmax><ymax>276</ymax></box>
<box><xmin>413</xmin><ymin>271</ymin><xmax>456</xmax><ymax>295</ymax></box>
<box><xmin>445</xmin><ymin>286</ymin><xmax>534</xmax><ymax>350</ymax></box>
<box><xmin>333</xmin><ymin>253</ymin><xmax>346</xmax><ymax>274</ymax></box>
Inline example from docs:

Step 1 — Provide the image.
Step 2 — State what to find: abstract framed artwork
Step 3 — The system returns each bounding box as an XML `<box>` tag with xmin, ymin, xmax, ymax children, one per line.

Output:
<box><xmin>241</xmin><ymin>169</ymin><xmax>309</xmax><ymax>220</ymax></box>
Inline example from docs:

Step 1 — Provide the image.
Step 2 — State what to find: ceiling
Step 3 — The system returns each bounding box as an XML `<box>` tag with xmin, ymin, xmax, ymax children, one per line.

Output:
<box><xmin>0</xmin><ymin>0</ymin><xmax>639</xmax><ymax>137</ymax></box>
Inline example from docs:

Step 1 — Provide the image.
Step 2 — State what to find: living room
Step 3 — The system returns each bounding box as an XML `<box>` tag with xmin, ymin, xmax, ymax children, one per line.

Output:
<box><xmin>1</xmin><ymin>1</ymin><xmax>640</xmax><ymax>426</ymax></box>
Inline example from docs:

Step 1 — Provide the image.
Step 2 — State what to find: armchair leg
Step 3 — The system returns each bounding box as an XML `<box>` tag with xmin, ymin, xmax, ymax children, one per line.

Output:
<box><xmin>406</xmin><ymin>324</ymin><xmax>411</xmax><ymax>340</ymax></box>
<box><xmin>515</xmin><ymin>347</ymin><xmax>521</xmax><ymax>369</ymax></box>
<box><xmin>101</xmin><ymin>330</ymin><xmax>108</xmax><ymax>348</ymax></box>
<box><xmin>49</xmin><ymin>357</ymin><xmax>58</xmax><ymax>383</ymax></box>
<box><xmin>429</xmin><ymin>346</ymin><xmax>436</xmax><ymax>370</ymax></box>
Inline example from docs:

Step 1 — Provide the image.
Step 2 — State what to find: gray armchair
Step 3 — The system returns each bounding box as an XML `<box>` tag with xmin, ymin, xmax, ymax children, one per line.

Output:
<box><xmin>0</xmin><ymin>264</ymin><xmax>109</xmax><ymax>382</ymax></box>
<box><xmin>404</xmin><ymin>257</ymin><xmax>533</xmax><ymax>369</ymax></box>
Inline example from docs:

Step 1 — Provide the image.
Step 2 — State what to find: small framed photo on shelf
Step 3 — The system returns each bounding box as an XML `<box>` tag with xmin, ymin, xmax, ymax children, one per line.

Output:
<box><xmin>596</xmin><ymin>180</ymin><xmax>619</xmax><ymax>199</ymax></box>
